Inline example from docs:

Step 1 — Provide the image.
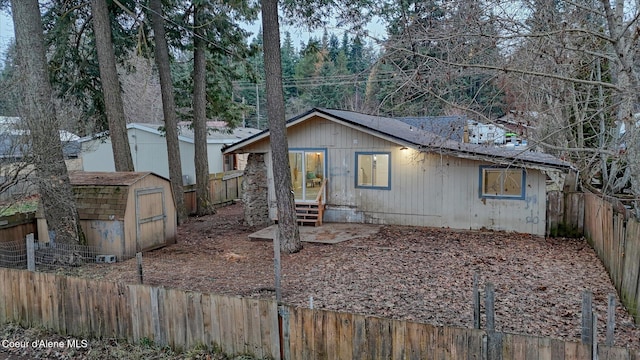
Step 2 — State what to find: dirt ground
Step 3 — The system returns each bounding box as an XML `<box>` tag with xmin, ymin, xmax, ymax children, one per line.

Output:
<box><xmin>66</xmin><ymin>202</ymin><xmax>640</xmax><ymax>350</ymax></box>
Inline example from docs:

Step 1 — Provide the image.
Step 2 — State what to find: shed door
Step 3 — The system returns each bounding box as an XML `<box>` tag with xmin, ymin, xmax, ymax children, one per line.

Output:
<box><xmin>135</xmin><ymin>187</ymin><xmax>166</xmax><ymax>252</ymax></box>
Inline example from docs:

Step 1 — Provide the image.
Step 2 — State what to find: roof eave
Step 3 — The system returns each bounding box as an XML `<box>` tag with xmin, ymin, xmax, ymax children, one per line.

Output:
<box><xmin>421</xmin><ymin>146</ymin><xmax>573</xmax><ymax>171</ymax></box>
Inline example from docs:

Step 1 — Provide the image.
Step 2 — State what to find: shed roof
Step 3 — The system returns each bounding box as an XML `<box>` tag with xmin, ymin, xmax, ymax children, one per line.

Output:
<box><xmin>69</xmin><ymin>171</ymin><xmax>159</xmax><ymax>186</ymax></box>
<box><xmin>70</xmin><ymin>172</ymin><xmax>166</xmax><ymax>220</ymax></box>
<box><xmin>223</xmin><ymin>108</ymin><xmax>573</xmax><ymax>171</ymax></box>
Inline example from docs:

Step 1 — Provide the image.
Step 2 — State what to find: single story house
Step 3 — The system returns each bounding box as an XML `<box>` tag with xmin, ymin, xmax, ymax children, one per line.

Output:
<box><xmin>223</xmin><ymin>108</ymin><xmax>573</xmax><ymax>236</ymax></box>
<box><xmin>80</xmin><ymin>122</ymin><xmax>260</xmax><ymax>184</ymax></box>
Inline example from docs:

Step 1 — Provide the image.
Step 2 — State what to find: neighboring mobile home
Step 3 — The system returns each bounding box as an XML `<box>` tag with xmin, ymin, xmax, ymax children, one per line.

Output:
<box><xmin>223</xmin><ymin>108</ymin><xmax>573</xmax><ymax>236</ymax></box>
<box><xmin>80</xmin><ymin>123</ymin><xmax>260</xmax><ymax>184</ymax></box>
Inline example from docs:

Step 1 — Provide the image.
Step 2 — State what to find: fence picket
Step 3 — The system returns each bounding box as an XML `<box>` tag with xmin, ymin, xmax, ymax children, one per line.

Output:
<box><xmin>613</xmin><ymin>214</ymin><xmax>625</xmax><ymax>289</ymax></box>
<box><xmin>186</xmin><ymin>292</ymin><xmax>204</xmax><ymax>349</ymax></box>
<box><xmin>218</xmin><ymin>295</ymin><xmax>235</xmax><ymax>355</ymax></box>
<box><xmin>260</xmin><ymin>300</ymin><xmax>279</xmax><ymax>359</ymax></box>
<box><xmin>231</xmin><ymin>296</ymin><xmax>246</xmax><ymax>355</ymax></box>
<box><xmin>242</xmin><ymin>298</ymin><xmax>263</xmax><ymax>358</ymax></box>
<box><xmin>391</xmin><ymin>319</ymin><xmax>406</xmax><ymax>360</ymax></box>
<box><xmin>200</xmin><ymin>293</ymin><xmax>212</xmax><ymax>347</ymax></box>
<box><xmin>323</xmin><ymin>310</ymin><xmax>338</xmax><ymax>359</ymax></box>
<box><xmin>289</xmin><ymin>307</ymin><xmax>303</xmax><ymax>360</ymax></box>
<box><xmin>405</xmin><ymin>320</ymin><xmax>427</xmax><ymax>360</ymax></box>
<box><xmin>301</xmin><ymin>308</ymin><xmax>316</xmax><ymax>360</ymax></box>
<box><xmin>313</xmin><ymin>309</ymin><xmax>327</xmax><ymax>359</ymax></box>
<box><xmin>208</xmin><ymin>294</ymin><xmax>222</xmax><ymax>349</ymax></box>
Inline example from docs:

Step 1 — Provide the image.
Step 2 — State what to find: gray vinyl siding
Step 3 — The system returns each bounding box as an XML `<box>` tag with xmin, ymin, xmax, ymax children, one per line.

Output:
<box><xmin>81</xmin><ymin>127</ymin><xmax>228</xmax><ymax>184</ymax></box>
<box><xmin>240</xmin><ymin>115</ymin><xmax>548</xmax><ymax>235</ymax></box>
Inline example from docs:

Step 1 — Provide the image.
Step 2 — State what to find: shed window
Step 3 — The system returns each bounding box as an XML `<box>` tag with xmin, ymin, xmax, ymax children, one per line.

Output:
<box><xmin>356</xmin><ymin>152</ymin><xmax>390</xmax><ymax>189</ymax></box>
<box><xmin>480</xmin><ymin>166</ymin><xmax>525</xmax><ymax>199</ymax></box>
<box><xmin>223</xmin><ymin>154</ymin><xmax>235</xmax><ymax>171</ymax></box>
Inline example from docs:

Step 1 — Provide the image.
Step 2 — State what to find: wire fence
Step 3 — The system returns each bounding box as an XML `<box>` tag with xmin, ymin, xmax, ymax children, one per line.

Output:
<box><xmin>33</xmin><ymin>241</ymin><xmax>101</xmax><ymax>271</ymax></box>
<box><xmin>0</xmin><ymin>240</ymin><xmax>27</xmax><ymax>269</ymax></box>
<box><xmin>0</xmin><ymin>236</ymin><xmax>101</xmax><ymax>271</ymax></box>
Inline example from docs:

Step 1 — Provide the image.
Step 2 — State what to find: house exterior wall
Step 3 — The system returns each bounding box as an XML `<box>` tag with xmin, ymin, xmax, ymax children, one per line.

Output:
<box><xmin>80</xmin><ymin>128</ymin><xmax>228</xmax><ymax>185</ymax></box>
<box><xmin>240</xmin><ymin>115</ymin><xmax>547</xmax><ymax>235</ymax></box>
<box><xmin>80</xmin><ymin>138</ymin><xmax>116</xmax><ymax>172</ymax></box>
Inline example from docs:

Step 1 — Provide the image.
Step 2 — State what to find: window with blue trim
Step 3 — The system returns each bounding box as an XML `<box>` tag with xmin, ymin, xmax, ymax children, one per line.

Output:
<box><xmin>356</xmin><ymin>152</ymin><xmax>390</xmax><ymax>189</ymax></box>
<box><xmin>480</xmin><ymin>166</ymin><xmax>525</xmax><ymax>199</ymax></box>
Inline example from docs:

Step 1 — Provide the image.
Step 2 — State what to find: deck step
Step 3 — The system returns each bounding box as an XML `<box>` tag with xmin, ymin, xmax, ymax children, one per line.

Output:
<box><xmin>294</xmin><ymin>202</ymin><xmax>323</xmax><ymax>226</ymax></box>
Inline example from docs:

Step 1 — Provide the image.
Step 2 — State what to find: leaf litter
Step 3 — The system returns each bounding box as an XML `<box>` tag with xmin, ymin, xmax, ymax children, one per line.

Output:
<box><xmin>61</xmin><ymin>202</ymin><xmax>640</xmax><ymax>350</ymax></box>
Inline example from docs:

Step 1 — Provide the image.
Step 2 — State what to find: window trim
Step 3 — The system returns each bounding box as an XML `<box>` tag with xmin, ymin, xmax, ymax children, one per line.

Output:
<box><xmin>479</xmin><ymin>166</ymin><xmax>526</xmax><ymax>200</ymax></box>
<box><xmin>355</xmin><ymin>151</ymin><xmax>391</xmax><ymax>190</ymax></box>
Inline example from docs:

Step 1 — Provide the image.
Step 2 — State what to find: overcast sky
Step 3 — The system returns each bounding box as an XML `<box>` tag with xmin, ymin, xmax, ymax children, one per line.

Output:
<box><xmin>0</xmin><ymin>10</ymin><xmax>13</xmax><ymax>66</ymax></box>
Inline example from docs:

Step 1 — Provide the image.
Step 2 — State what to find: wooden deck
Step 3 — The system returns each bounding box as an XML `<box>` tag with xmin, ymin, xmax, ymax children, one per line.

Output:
<box><xmin>248</xmin><ymin>223</ymin><xmax>381</xmax><ymax>244</ymax></box>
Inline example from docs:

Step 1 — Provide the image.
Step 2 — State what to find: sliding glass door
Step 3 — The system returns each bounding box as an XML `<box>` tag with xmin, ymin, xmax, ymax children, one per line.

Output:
<box><xmin>289</xmin><ymin>149</ymin><xmax>325</xmax><ymax>201</ymax></box>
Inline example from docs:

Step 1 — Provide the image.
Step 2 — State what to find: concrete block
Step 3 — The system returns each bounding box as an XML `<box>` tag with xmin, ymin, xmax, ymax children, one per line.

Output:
<box><xmin>96</xmin><ymin>255</ymin><xmax>116</xmax><ymax>263</ymax></box>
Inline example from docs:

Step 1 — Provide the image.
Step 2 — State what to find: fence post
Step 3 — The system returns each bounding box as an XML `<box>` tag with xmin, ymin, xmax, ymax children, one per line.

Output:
<box><xmin>136</xmin><ymin>252</ymin><xmax>144</xmax><ymax>284</ymax></box>
<box><xmin>485</xmin><ymin>283</ymin><xmax>495</xmax><ymax>331</ymax></box>
<box><xmin>278</xmin><ymin>306</ymin><xmax>290</xmax><ymax>360</ymax></box>
<box><xmin>273</xmin><ymin>229</ymin><xmax>282</xmax><ymax>303</ymax></box>
<box><xmin>473</xmin><ymin>272</ymin><xmax>480</xmax><ymax>329</ymax></box>
<box><xmin>606</xmin><ymin>294</ymin><xmax>615</xmax><ymax>346</ymax></box>
<box><xmin>592</xmin><ymin>311</ymin><xmax>598</xmax><ymax>360</ymax></box>
<box><xmin>582</xmin><ymin>291</ymin><xmax>593</xmax><ymax>344</ymax></box>
<box><xmin>150</xmin><ymin>287</ymin><xmax>165</xmax><ymax>346</ymax></box>
<box><xmin>484</xmin><ymin>282</ymin><xmax>502</xmax><ymax>360</ymax></box>
<box><xmin>26</xmin><ymin>233</ymin><xmax>35</xmax><ymax>272</ymax></box>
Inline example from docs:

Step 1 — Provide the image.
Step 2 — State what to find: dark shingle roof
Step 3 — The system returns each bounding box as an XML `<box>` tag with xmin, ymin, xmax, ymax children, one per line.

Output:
<box><xmin>69</xmin><ymin>172</ymin><xmax>157</xmax><ymax>220</ymax></box>
<box><xmin>396</xmin><ymin>115</ymin><xmax>468</xmax><ymax>142</ymax></box>
<box><xmin>224</xmin><ymin>108</ymin><xmax>573</xmax><ymax>170</ymax></box>
<box><xmin>316</xmin><ymin>108</ymin><xmax>571</xmax><ymax>169</ymax></box>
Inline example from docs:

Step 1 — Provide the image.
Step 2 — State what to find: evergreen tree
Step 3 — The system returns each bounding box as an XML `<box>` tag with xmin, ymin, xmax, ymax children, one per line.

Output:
<box><xmin>41</xmin><ymin>0</ymin><xmax>142</xmax><ymax>134</ymax></box>
<box><xmin>374</xmin><ymin>0</ymin><xmax>505</xmax><ymax>118</ymax></box>
<box><xmin>281</xmin><ymin>32</ymin><xmax>298</xmax><ymax>98</ymax></box>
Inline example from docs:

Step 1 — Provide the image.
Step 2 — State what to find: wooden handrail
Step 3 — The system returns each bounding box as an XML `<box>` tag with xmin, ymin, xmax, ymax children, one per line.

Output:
<box><xmin>314</xmin><ymin>178</ymin><xmax>328</xmax><ymax>204</ymax></box>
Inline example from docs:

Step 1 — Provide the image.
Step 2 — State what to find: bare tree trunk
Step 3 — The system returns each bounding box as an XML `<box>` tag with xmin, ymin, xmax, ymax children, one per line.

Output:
<box><xmin>10</xmin><ymin>0</ymin><xmax>84</xmax><ymax>245</ymax></box>
<box><xmin>91</xmin><ymin>0</ymin><xmax>134</xmax><ymax>172</ymax></box>
<box><xmin>261</xmin><ymin>0</ymin><xmax>301</xmax><ymax>253</ymax></box>
<box><xmin>149</xmin><ymin>0</ymin><xmax>187</xmax><ymax>223</ymax></box>
<box><xmin>602</xmin><ymin>0</ymin><xmax>640</xmax><ymax>217</ymax></box>
<box><xmin>193</xmin><ymin>5</ymin><xmax>215</xmax><ymax>216</ymax></box>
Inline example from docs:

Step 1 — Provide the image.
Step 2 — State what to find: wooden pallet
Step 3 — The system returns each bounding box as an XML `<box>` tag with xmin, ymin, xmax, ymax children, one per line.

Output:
<box><xmin>295</xmin><ymin>202</ymin><xmax>324</xmax><ymax>226</ymax></box>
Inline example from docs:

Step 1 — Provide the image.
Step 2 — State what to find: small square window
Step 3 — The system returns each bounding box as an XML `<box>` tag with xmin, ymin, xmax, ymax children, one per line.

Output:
<box><xmin>480</xmin><ymin>166</ymin><xmax>525</xmax><ymax>199</ymax></box>
<box><xmin>356</xmin><ymin>152</ymin><xmax>390</xmax><ymax>189</ymax></box>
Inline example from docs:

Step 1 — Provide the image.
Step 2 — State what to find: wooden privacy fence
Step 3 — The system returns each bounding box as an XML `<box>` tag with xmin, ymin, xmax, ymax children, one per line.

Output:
<box><xmin>0</xmin><ymin>212</ymin><xmax>36</xmax><ymax>243</ymax></box>
<box><xmin>1</xmin><ymin>268</ymin><xmax>639</xmax><ymax>359</ymax></box>
<box><xmin>546</xmin><ymin>191</ymin><xmax>584</xmax><ymax>236</ymax></box>
<box><xmin>183</xmin><ymin>170</ymin><xmax>243</xmax><ymax>214</ymax></box>
<box><xmin>583</xmin><ymin>192</ymin><xmax>640</xmax><ymax>324</ymax></box>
